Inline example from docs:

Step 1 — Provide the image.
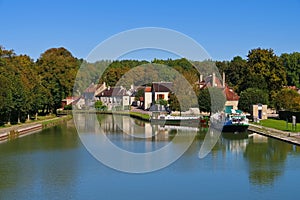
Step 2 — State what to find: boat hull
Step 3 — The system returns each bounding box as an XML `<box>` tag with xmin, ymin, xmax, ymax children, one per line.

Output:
<box><xmin>210</xmin><ymin>122</ymin><xmax>249</xmax><ymax>133</ymax></box>
<box><xmin>150</xmin><ymin>119</ymin><xmax>201</xmax><ymax>126</ymax></box>
<box><xmin>222</xmin><ymin>124</ymin><xmax>249</xmax><ymax>132</ymax></box>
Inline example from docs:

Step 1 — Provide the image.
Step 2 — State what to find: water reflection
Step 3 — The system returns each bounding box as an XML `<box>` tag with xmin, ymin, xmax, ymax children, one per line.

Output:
<box><xmin>221</xmin><ymin>132</ymin><xmax>249</xmax><ymax>154</ymax></box>
<box><xmin>244</xmin><ymin>134</ymin><xmax>291</xmax><ymax>186</ymax></box>
<box><xmin>0</xmin><ymin>121</ymin><xmax>80</xmax><ymax>199</ymax></box>
<box><xmin>77</xmin><ymin>114</ymin><xmax>300</xmax><ymax>185</ymax></box>
<box><xmin>1</xmin><ymin>115</ymin><xmax>300</xmax><ymax>199</ymax></box>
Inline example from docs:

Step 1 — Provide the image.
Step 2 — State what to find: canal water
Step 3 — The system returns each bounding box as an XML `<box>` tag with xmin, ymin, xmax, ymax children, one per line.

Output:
<box><xmin>1</xmin><ymin>115</ymin><xmax>300</xmax><ymax>200</ymax></box>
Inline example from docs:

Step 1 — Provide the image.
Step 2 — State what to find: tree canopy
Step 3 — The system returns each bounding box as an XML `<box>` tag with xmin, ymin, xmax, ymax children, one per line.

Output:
<box><xmin>273</xmin><ymin>88</ymin><xmax>300</xmax><ymax>112</ymax></box>
<box><xmin>238</xmin><ymin>88</ymin><xmax>269</xmax><ymax>113</ymax></box>
<box><xmin>0</xmin><ymin>44</ymin><xmax>299</xmax><ymax>125</ymax></box>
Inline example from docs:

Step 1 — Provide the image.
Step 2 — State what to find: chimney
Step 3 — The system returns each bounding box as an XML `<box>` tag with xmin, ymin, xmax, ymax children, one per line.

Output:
<box><xmin>212</xmin><ymin>73</ymin><xmax>216</xmax><ymax>87</ymax></box>
<box><xmin>222</xmin><ymin>72</ymin><xmax>225</xmax><ymax>87</ymax></box>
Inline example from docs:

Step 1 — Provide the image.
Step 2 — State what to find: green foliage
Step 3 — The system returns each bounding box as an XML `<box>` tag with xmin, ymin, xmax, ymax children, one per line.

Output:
<box><xmin>198</xmin><ymin>87</ymin><xmax>226</xmax><ymax>114</ymax></box>
<box><xmin>169</xmin><ymin>93</ymin><xmax>180</xmax><ymax>111</ymax></box>
<box><xmin>101</xmin><ymin>60</ymin><xmax>148</xmax><ymax>87</ymax></box>
<box><xmin>216</xmin><ymin>56</ymin><xmax>247</xmax><ymax>92</ymax></box>
<box><xmin>63</xmin><ymin>105</ymin><xmax>72</xmax><ymax>110</ymax></box>
<box><xmin>134</xmin><ymin>89</ymin><xmax>144</xmax><ymax>101</ymax></box>
<box><xmin>217</xmin><ymin>49</ymin><xmax>287</xmax><ymax>96</ymax></box>
<box><xmin>238</xmin><ymin>88</ymin><xmax>269</xmax><ymax>112</ymax></box>
<box><xmin>95</xmin><ymin>100</ymin><xmax>107</xmax><ymax>111</ymax></box>
<box><xmin>36</xmin><ymin>47</ymin><xmax>79</xmax><ymax>113</ymax></box>
<box><xmin>156</xmin><ymin>99</ymin><xmax>168</xmax><ymax>106</ymax></box>
<box><xmin>94</xmin><ymin>100</ymin><xmax>103</xmax><ymax>109</ymax></box>
<box><xmin>273</xmin><ymin>88</ymin><xmax>300</xmax><ymax>111</ymax></box>
<box><xmin>246</xmin><ymin>48</ymin><xmax>287</xmax><ymax>93</ymax></box>
<box><xmin>198</xmin><ymin>88</ymin><xmax>210</xmax><ymax>113</ymax></box>
<box><xmin>280</xmin><ymin>52</ymin><xmax>300</xmax><ymax>88</ymax></box>
<box><xmin>1</xmin><ymin>44</ymin><xmax>300</xmax><ymax>126</ymax></box>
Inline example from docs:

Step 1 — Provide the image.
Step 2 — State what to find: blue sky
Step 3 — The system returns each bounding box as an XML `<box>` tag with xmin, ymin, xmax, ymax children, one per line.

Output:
<box><xmin>1</xmin><ymin>0</ymin><xmax>300</xmax><ymax>61</ymax></box>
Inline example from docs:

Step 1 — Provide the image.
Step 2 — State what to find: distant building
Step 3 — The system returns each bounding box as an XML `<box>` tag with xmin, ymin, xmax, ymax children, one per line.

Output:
<box><xmin>198</xmin><ymin>72</ymin><xmax>240</xmax><ymax>111</ymax></box>
<box><xmin>142</xmin><ymin>82</ymin><xmax>173</xmax><ymax>110</ymax></box>
<box><xmin>224</xmin><ymin>86</ymin><xmax>240</xmax><ymax>111</ymax></box>
<box><xmin>96</xmin><ymin>86</ymin><xmax>129</xmax><ymax>110</ymax></box>
<box><xmin>152</xmin><ymin>82</ymin><xmax>172</xmax><ymax>103</ymax></box>
<box><xmin>251</xmin><ymin>104</ymin><xmax>268</xmax><ymax>120</ymax></box>
<box><xmin>61</xmin><ymin>96</ymin><xmax>80</xmax><ymax>108</ymax></box>
<box><xmin>83</xmin><ymin>82</ymin><xmax>106</xmax><ymax>107</ymax></box>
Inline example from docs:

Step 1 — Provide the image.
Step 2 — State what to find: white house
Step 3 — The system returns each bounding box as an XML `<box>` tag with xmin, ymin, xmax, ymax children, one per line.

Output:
<box><xmin>96</xmin><ymin>86</ymin><xmax>130</xmax><ymax>110</ymax></box>
<box><xmin>143</xmin><ymin>82</ymin><xmax>173</xmax><ymax>110</ymax></box>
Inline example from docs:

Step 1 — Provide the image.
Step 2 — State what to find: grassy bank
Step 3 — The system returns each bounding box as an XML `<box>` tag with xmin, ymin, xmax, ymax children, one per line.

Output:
<box><xmin>42</xmin><ymin>115</ymin><xmax>73</xmax><ymax>128</ymax></box>
<box><xmin>0</xmin><ymin>114</ymin><xmax>58</xmax><ymax>129</ymax></box>
<box><xmin>254</xmin><ymin>119</ymin><xmax>298</xmax><ymax>132</ymax></box>
<box><xmin>92</xmin><ymin>110</ymin><xmax>150</xmax><ymax>121</ymax></box>
<box><xmin>129</xmin><ymin>112</ymin><xmax>150</xmax><ymax>121</ymax></box>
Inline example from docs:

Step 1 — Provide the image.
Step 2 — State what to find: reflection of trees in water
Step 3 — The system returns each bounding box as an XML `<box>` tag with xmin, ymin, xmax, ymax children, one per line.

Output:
<box><xmin>0</xmin><ymin>123</ymin><xmax>80</xmax><ymax>192</ymax></box>
<box><xmin>244</xmin><ymin>139</ymin><xmax>293</xmax><ymax>186</ymax></box>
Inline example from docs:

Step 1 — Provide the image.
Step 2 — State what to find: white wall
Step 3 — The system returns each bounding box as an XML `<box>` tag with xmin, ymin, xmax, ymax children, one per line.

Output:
<box><xmin>225</xmin><ymin>100</ymin><xmax>239</xmax><ymax>110</ymax></box>
<box><xmin>144</xmin><ymin>92</ymin><xmax>152</xmax><ymax>110</ymax></box>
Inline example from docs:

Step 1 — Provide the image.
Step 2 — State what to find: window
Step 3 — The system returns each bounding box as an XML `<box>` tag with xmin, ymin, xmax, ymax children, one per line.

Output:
<box><xmin>157</xmin><ymin>94</ymin><xmax>164</xmax><ymax>99</ymax></box>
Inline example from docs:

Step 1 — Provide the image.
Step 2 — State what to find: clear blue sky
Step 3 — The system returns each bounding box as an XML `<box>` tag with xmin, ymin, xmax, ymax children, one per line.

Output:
<box><xmin>1</xmin><ymin>0</ymin><xmax>299</xmax><ymax>61</ymax></box>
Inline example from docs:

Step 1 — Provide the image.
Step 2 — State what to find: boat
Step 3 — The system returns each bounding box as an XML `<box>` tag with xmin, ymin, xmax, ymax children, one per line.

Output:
<box><xmin>210</xmin><ymin>109</ymin><xmax>249</xmax><ymax>132</ymax></box>
<box><xmin>150</xmin><ymin>112</ymin><xmax>204</xmax><ymax>126</ymax></box>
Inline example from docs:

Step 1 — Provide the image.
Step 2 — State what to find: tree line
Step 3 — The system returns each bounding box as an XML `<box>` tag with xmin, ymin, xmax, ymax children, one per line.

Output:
<box><xmin>0</xmin><ymin>46</ymin><xmax>79</xmax><ymax>125</ymax></box>
<box><xmin>1</xmin><ymin>45</ymin><xmax>300</xmax><ymax>125</ymax></box>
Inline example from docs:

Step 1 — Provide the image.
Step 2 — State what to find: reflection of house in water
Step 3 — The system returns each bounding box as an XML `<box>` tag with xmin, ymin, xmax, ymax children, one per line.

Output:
<box><xmin>224</xmin><ymin>139</ymin><xmax>249</xmax><ymax>154</ymax></box>
<box><xmin>249</xmin><ymin>133</ymin><xmax>268</xmax><ymax>143</ymax></box>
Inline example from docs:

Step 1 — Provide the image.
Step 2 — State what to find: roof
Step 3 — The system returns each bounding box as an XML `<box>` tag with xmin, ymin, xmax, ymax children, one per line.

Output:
<box><xmin>144</xmin><ymin>86</ymin><xmax>151</xmax><ymax>92</ymax></box>
<box><xmin>152</xmin><ymin>82</ymin><xmax>172</xmax><ymax>92</ymax></box>
<box><xmin>224</xmin><ymin>86</ymin><xmax>240</xmax><ymax>101</ymax></box>
<box><xmin>204</xmin><ymin>75</ymin><xmax>223</xmax><ymax>88</ymax></box>
<box><xmin>84</xmin><ymin>83</ymin><xmax>101</xmax><ymax>93</ymax></box>
<box><xmin>96</xmin><ymin>86</ymin><xmax>127</xmax><ymax>97</ymax></box>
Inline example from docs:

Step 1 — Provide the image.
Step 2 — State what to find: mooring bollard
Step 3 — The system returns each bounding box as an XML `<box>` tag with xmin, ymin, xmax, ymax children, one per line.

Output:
<box><xmin>292</xmin><ymin>116</ymin><xmax>296</xmax><ymax>131</ymax></box>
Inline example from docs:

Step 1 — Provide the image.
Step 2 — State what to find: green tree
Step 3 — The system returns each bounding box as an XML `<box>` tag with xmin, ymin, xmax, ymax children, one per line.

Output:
<box><xmin>238</xmin><ymin>88</ymin><xmax>269</xmax><ymax>113</ymax></box>
<box><xmin>280</xmin><ymin>52</ymin><xmax>300</xmax><ymax>88</ymax></box>
<box><xmin>273</xmin><ymin>88</ymin><xmax>300</xmax><ymax>111</ymax></box>
<box><xmin>246</xmin><ymin>48</ymin><xmax>287</xmax><ymax>94</ymax></box>
<box><xmin>198</xmin><ymin>87</ymin><xmax>226</xmax><ymax>114</ymax></box>
<box><xmin>156</xmin><ymin>99</ymin><xmax>168</xmax><ymax>106</ymax></box>
<box><xmin>169</xmin><ymin>92</ymin><xmax>180</xmax><ymax>111</ymax></box>
<box><xmin>36</xmin><ymin>47</ymin><xmax>79</xmax><ymax>113</ymax></box>
<box><xmin>198</xmin><ymin>88</ymin><xmax>211</xmax><ymax>113</ymax></box>
<box><xmin>0</xmin><ymin>74</ymin><xmax>13</xmax><ymax>125</ymax></box>
<box><xmin>95</xmin><ymin>100</ymin><xmax>103</xmax><ymax>109</ymax></box>
<box><xmin>134</xmin><ymin>89</ymin><xmax>144</xmax><ymax>101</ymax></box>
<box><xmin>216</xmin><ymin>56</ymin><xmax>248</xmax><ymax>93</ymax></box>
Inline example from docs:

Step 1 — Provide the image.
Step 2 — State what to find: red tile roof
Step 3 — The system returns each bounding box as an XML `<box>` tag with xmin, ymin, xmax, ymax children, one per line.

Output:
<box><xmin>224</xmin><ymin>86</ymin><xmax>239</xmax><ymax>101</ymax></box>
<box><xmin>144</xmin><ymin>87</ymin><xmax>151</xmax><ymax>92</ymax></box>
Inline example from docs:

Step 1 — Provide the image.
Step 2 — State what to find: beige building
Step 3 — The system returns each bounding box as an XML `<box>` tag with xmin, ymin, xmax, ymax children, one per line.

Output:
<box><xmin>96</xmin><ymin>86</ymin><xmax>130</xmax><ymax>110</ymax></box>
<box><xmin>251</xmin><ymin>104</ymin><xmax>268</xmax><ymax>120</ymax></box>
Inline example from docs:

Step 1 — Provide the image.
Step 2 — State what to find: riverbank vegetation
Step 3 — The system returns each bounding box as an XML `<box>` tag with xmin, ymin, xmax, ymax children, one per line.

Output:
<box><xmin>254</xmin><ymin>119</ymin><xmax>298</xmax><ymax>133</ymax></box>
<box><xmin>1</xmin><ymin>45</ymin><xmax>300</xmax><ymax>126</ymax></box>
